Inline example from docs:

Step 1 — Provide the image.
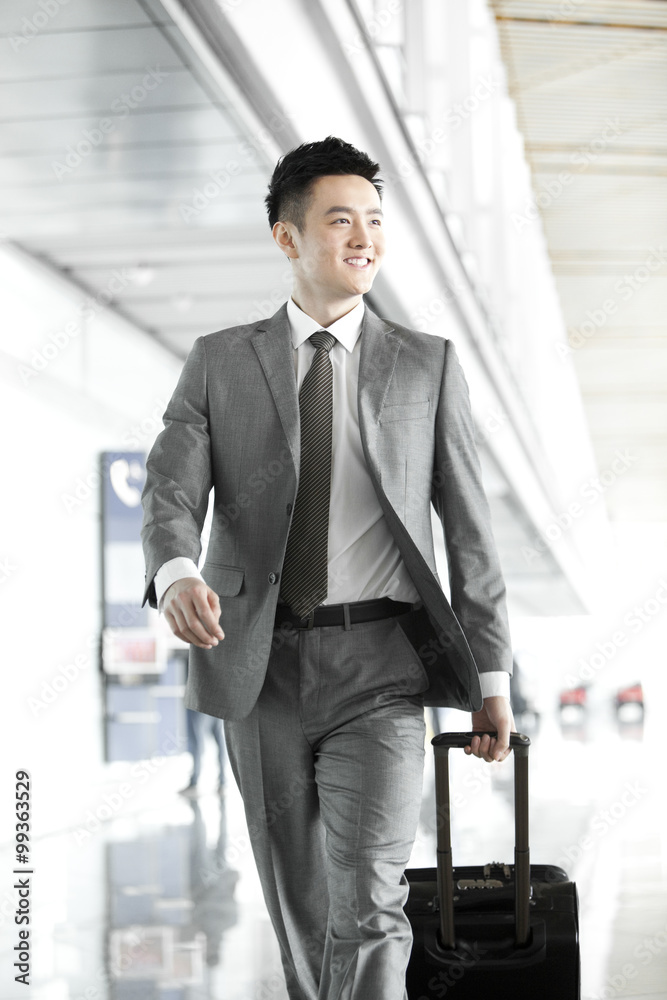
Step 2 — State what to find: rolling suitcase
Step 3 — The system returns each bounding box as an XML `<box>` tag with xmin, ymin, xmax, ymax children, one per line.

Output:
<box><xmin>405</xmin><ymin>732</ymin><xmax>580</xmax><ymax>998</ymax></box>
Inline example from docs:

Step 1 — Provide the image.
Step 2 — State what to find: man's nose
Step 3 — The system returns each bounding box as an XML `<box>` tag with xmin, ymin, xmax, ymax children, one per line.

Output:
<box><xmin>349</xmin><ymin>223</ymin><xmax>372</xmax><ymax>247</ymax></box>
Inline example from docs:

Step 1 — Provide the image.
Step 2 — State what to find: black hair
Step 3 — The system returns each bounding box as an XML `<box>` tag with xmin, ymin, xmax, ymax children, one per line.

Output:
<box><xmin>265</xmin><ymin>136</ymin><xmax>382</xmax><ymax>231</ymax></box>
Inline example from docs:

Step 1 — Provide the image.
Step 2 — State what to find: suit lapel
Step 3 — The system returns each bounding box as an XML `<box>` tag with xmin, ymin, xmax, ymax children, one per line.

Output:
<box><xmin>250</xmin><ymin>302</ymin><xmax>401</xmax><ymax>478</ymax></box>
<box><xmin>358</xmin><ymin>305</ymin><xmax>400</xmax><ymax>473</ymax></box>
<box><xmin>250</xmin><ymin>303</ymin><xmax>300</xmax><ymax>471</ymax></box>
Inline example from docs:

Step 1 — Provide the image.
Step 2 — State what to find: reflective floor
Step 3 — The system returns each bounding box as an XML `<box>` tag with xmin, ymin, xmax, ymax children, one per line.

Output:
<box><xmin>2</xmin><ymin>704</ymin><xmax>664</xmax><ymax>1000</ymax></box>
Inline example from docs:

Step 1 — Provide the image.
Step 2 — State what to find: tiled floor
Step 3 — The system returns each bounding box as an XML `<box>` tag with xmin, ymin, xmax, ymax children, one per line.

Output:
<box><xmin>1</xmin><ymin>704</ymin><xmax>663</xmax><ymax>999</ymax></box>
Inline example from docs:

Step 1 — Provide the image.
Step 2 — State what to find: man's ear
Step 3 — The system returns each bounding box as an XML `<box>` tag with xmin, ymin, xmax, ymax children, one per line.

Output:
<box><xmin>272</xmin><ymin>220</ymin><xmax>299</xmax><ymax>260</ymax></box>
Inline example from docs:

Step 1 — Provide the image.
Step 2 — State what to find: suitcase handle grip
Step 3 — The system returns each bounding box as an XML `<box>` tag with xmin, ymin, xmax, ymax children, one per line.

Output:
<box><xmin>431</xmin><ymin>731</ymin><xmax>531</xmax><ymax>950</ymax></box>
<box><xmin>432</xmin><ymin>731</ymin><xmax>531</xmax><ymax>751</ymax></box>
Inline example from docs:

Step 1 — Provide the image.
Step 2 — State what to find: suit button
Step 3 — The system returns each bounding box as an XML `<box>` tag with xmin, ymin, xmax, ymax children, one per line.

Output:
<box><xmin>286</xmin><ymin>503</ymin><xmax>293</xmax><ymax>515</ymax></box>
<box><xmin>268</xmin><ymin>572</ymin><xmax>279</xmax><ymax>585</ymax></box>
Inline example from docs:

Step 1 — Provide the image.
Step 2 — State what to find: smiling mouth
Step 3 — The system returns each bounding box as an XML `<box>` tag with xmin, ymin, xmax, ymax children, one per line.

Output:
<box><xmin>343</xmin><ymin>257</ymin><xmax>372</xmax><ymax>268</ymax></box>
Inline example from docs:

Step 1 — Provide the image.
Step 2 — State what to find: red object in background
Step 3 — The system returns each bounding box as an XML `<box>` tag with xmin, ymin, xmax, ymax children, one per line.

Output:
<box><xmin>559</xmin><ymin>686</ymin><xmax>587</xmax><ymax>707</ymax></box>
<box><xmin>616</xmin><ymin>683</ymin><xmax>644</xmax><ymax>706</ymax></box>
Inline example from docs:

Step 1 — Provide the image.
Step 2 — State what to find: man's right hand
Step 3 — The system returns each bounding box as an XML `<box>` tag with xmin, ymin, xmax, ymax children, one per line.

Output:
<box><xmin>162</xmin><ymin>577</ymin><xmax>224</xmax><ymax>649</ymax></box>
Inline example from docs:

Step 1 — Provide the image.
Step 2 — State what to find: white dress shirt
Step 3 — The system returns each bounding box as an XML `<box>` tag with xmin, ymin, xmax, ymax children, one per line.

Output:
<box><xmin>154</xmin><ymin>297</ymin><xmax>509</xmax><ymax>699</ymax></box>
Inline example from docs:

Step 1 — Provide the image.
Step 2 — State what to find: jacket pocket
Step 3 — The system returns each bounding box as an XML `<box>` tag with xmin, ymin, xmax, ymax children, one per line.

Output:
<box><xmin>380</xmin><ymin>399</ymin><xmax>430</xmax><ymax>422</ymax></box>
<box><xmin>202</xmin><ymin>562</ymin><xmax>244</xmax><ymax>596</ymax></box>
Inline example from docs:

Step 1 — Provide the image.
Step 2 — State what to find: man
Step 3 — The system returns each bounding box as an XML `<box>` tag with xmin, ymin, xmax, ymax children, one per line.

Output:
<box><xmin>180</xmin><ymin>704</ymin><xmax>226</xmax><ymax>796</ymax></box>
<box><xmin>141</xmin><ymin>136</ymin><xmax>514</xmax><ymax>1000</ymax></box>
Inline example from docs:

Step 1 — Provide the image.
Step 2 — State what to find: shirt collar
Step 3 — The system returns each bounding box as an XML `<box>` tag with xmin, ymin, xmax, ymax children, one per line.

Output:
<box><xmin>286</xmin><ymin>297</ymin><xmax>365</xmax><ymax>354</ymax></box>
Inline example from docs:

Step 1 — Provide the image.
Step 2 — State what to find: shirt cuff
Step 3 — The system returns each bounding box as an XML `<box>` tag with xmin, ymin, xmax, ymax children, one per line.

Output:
<box><xmin>155</xmin><ymin>557</ymin><xmax>204</xmax><ymax>612</ymax></box>
<box><xmin>479</xmin><ymin>671</ymin><xmax>511</xmax><ymax>700</ymax></box>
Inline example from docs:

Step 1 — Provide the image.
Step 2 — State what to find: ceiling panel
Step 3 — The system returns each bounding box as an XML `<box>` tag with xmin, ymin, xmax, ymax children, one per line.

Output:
<box><xmin>0</xmin><ymin>138</ymin><xmax>245</xmax><ymax>182</ymax></box>
<box><xmin>0</xmin><ymin>69</ymin><xmax>209</xmax><ymax>119</ymax></box>
<box><xmin>75</xmin><ymin>262</ymin><xmax>287</xmax><ymax>299</ymax></box>
<box><xmin>1</xmin><ymin>106</ymin><xmax>239</xmax><ymax>152</ymax></box>
<box><xmin>0</xmin><ymin>25</ymin><xmax>181</xmax><ymax>80</ymax></box>
<box><xmin>0</xmin><ymin>0</ymin><xmax>158</xmax><ymax>33</ymax></box>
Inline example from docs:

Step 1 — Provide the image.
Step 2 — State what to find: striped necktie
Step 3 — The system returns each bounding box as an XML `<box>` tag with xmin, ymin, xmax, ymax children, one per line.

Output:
<box><xmin>280</xmin><ymin>330</ymin><xmax>337</xmax><ymax>618</ymax></box>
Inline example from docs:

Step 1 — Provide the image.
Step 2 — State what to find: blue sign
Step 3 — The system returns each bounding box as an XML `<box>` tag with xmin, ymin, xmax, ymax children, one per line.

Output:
<box><xmin>102</xmin><ymin>451</ymin><xmax>147</xmax><ymax>628</ymax></box>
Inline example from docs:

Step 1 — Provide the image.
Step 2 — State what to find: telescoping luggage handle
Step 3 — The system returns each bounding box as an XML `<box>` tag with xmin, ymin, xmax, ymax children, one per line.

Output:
<box><xmin>431</xmin><ymin>731</ymin><xmax>531</xmax><ymax>950</ymax></box>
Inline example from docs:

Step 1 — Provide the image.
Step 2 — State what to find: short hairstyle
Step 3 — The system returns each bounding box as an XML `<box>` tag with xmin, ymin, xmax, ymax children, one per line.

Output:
<box><xmin>265</xmin><ymin>136</ymin><xmax>382</xmax><ymax>231</ymax></box>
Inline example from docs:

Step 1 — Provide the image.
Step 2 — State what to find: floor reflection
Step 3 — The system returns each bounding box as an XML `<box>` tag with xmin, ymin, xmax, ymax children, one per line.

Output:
<box><xmin>1</xmin><ymin>704</ymin><xmax>662</xmax><ymax>999</ymax></box>
<box><xmin>106</xmin><ymin>797</ymin><xmax>238</xmax><ymax>999</ymax></box>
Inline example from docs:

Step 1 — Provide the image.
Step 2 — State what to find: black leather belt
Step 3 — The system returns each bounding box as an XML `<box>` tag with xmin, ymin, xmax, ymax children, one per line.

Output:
<box><xmin>274</xmin><ymin>597</ymin><xmax>416</xmax><ymax>630</ymax></box>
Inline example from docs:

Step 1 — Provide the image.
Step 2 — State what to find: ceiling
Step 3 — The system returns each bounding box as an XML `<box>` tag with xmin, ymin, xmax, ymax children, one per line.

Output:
<box><xmin>0</xmin><ymin>0</ymin><xmax>286</xmax><ymax>353</ymax></box>
<box><xmin>2</xmin><ymin>0</ymin><xmax>663</xmax><ymax>536</ymax></box>
<box><xmin>490</xmin><ymin>0</ymin><xmax>667</xmax><ymax>522</ymax></box>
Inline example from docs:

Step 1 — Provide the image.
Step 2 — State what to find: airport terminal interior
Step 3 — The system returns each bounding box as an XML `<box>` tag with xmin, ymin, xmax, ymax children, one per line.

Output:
<box><xmin>1</xmin><ymin>0</ymin><xmax>666</xmax><ymax>997</ymax></box>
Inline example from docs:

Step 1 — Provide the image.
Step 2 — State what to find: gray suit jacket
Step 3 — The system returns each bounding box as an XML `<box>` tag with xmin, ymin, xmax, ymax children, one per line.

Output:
<box><xmin>141</xmin><ymin>302</ymin><xmax>512</xmax><ymax>720</ymax></box>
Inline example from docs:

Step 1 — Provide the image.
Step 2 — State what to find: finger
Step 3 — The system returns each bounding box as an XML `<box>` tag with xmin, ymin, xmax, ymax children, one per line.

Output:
<box><xmin>167</xmin><ymin>603</ymin><xmax>218</xmax><ymax>648</ymax></box>
<box><xmin>494</xmin><ymin>722</ymin><xmax>511</xmax><ymax>762</ymax></box>
<box><xmin>180</xmin><ymin>595</ymin><xmax>223</xmax><ymax>646</ymax></box>
<box><xmin>164</xmin><ymin>611</ymin><xmax>200</xmax><ymax>648</ymax></box>
<box><xmin>191</xmin><ymin>589</ymin><xmax>223</xmax><ymax>640</ymax></box>
<box><xmin>166</xmin><ymin>622</ymin><xmax>189</xmax><ymax>645</ymax></box>
<box><xmin>183</xmin><ymin>588</ymin><xmax>224</xmax><ymax>641</ymax></box>
<box><xmin>468</xmin><ymin>734</ymin><xmax>493</xmax><ymax>761</ymax></box>
<box><xmin>207</xmin><ymin>587</ymin><xmax>221</xmax><ymax>615</ymax></box>
<box><xmin>477</xmin><ymin>733</ymin><xmax>496</xmax><ymax>763</ymax></box>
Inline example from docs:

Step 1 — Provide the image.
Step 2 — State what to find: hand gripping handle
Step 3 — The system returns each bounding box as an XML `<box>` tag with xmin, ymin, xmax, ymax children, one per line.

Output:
<box><xmin>430</xmin><ymin>731</ymin><xmax>531</xmax><ymax>949</ymax></box>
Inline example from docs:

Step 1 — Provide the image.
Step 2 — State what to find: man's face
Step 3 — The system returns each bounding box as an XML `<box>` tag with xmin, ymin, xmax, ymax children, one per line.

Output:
<box><xmin>285</xmin><ymin>174</ymin><xmax>385</xmax><ymax>305</ymax></box>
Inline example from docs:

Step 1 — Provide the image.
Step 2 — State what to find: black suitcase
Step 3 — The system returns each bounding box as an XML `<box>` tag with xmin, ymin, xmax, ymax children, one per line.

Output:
<box><xmin>405</xmin><ymin>732</ymin><xmax>580</xmax><ymax>998</ymax></box>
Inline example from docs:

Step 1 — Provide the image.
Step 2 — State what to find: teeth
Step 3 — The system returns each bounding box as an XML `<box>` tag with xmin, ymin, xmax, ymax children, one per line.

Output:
<box><xmin>345</xmin><ymin>258</ymin><xmax>370</xmax><ymax>267</ymax></box>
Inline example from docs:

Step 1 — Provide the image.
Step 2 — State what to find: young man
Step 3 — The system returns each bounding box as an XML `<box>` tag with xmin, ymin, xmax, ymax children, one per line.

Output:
<box><xmin>141</xmin><ymin>136</ymin><xmax>514</xmax><ymax>1000</ymax></box>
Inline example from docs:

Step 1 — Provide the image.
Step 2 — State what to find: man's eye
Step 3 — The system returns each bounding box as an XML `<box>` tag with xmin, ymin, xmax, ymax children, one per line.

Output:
<box><xmin>333</xmin><ymin>218</ymin><xmax>350</xmax><ymax>223</ymax></box>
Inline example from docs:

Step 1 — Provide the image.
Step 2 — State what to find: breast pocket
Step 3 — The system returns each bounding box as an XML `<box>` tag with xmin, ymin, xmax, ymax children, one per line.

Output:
<box><xmin>380</xmin><ymin>399</ymin><xmax>430</xmax><ymax>423</ymax></box>
<box><xmin>202</xmin><ymin>563</ymin><xmax>244</xmax><ymax>596</ymax></box>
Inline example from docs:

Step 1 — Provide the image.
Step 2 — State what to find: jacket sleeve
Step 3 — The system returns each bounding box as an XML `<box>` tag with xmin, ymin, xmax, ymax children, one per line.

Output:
<box><xmin>141</xmin><ymin>336</ymin><xmax>213</xmax><ymax>608</ymax></box>
<box><xmin>431</xmin><ymin>339</ymin><xmax>513</xmax><ymax>678</ymax></box>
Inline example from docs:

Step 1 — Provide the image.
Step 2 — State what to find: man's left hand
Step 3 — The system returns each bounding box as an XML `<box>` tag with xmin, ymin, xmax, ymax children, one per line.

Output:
<box><xmin>466</xmin><ymin>696</ymin><xmax>515</xmax><ymax>762</ymax></box>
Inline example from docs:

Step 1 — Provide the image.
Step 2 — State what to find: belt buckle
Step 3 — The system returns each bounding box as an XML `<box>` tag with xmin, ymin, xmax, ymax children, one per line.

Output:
<box><xmin>297</xmin><ymin>611</ymin><xmax>316</xmax><ymax>630</ymax></box>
